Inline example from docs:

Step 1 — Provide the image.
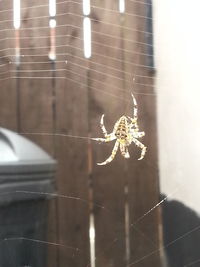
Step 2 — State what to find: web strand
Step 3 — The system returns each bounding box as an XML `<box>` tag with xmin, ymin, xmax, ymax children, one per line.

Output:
<box><xmin>2</xmin><ymin>237</ymin><xmax>81</xmax><ymax>252</ymax></box>
<box><xmin>0</xmin><ymin>0</ymin><xmax>153</xmax><ymax>19</ymax></box>
<box><xmin>128</xmin><ymin>224</ymin><xmax>200</xmax><ymax>266</ymax></box>
<box><xmin>0</xmin><ymin>11</ymin><xmax>153</xmax><ymax>36</ymax></box>
<box><xmin>0</xmin><ymin>1</ymin><xmax>186</xmax><ymax>267</ymax></box>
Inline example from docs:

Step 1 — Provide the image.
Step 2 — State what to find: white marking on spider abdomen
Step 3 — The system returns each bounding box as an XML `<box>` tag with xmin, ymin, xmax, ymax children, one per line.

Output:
<box><xmin>115</xmin><ymin>116</ymin><xmax>129</xmax><ymax>141</ymax></box>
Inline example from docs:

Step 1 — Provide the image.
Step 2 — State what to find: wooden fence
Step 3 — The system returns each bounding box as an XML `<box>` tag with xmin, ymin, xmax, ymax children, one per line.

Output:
<box><xmin>0</xmin><ymin>0</ymin><xmax>160</xmax><ymax>266</ymax></box>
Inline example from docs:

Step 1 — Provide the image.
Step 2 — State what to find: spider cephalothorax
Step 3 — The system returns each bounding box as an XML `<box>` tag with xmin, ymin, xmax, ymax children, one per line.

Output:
<box><xmin>93</xmin><ymin>94</ymin><xmax>147</xmax><ymax>165</ymax></box>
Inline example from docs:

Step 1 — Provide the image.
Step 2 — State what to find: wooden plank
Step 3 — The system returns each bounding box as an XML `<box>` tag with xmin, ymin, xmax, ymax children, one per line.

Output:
<box><xmin>55</xmin><ymin>1</ymin><xmax>90</xmax><ymax>266</ymax></box>
<box><xmin>90</xmin><ymin>1</ymin><xmax>127</xmax><ymax>267</ymax></box>
<box><xmin>19</xmin><ymin>1</ymin><xmax>57</xmax><ymax>267</ymax></box>
<box><xmin>19</xmin><ymin>0</ymin><xmax>54</xmax><ymax>153</ymax></box>
<box><xmin>124</xmin><ymin>2</ymin><xmax>160</xmax><ymax>267</ymax></box>
<box><xmin>0</xmin><ymin>0</ymin><xmax>17</xmax><ymax>130</ymax></box>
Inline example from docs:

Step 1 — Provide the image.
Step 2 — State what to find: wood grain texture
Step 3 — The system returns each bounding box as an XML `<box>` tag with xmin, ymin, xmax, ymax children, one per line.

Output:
<box><xmin>0</xmin><ymin>1</ymin><xmax>160</xmax><ymax>266</ymax></box>
<box><xmin>124</xmin><ymin>2</ymin><xmax>160</xmax><ymax>267</ymax></box>
<box><xmin>90</xmin><ymin>1</ymin><xmax>160</xmax><ymax>267</ymax></box>
<box><xmin>19</xmin><ymin>1</ymin><xmax>57</xmax><ymax>266</ymax></box>
<box><xmin>90</xmin><ymin>1</ymin><xmax>127</xmax><ymax>267</ymax></box>
<box><xmin>0</xmin><ymin>0</ymin><xmax>17</xmax><ymax>130</ymax></box>
<box><xmin>55</xmin><ymin>1</ymin><xmax>90</xmax><ymax>266</ymax></box>
<box><xmin>19</xmin><ymin>0</ymin><xmax>54</xmax><ymax>154</ymax></box>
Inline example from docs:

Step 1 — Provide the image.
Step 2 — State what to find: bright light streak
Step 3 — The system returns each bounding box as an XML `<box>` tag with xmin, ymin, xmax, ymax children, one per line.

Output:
<box><xmin>119</xmin><ymin>0</ymin><xmax>125</xmax><ymax>13</ymax></box>
<box><xmin>89</xmin><ymin>214</ymin><xmax>95</xmax><ymax>267</ymax></box>
<box><xmin>13</xmin><ymin>0</ymin><xmax>21</xmax><ymax>29</ymax></box>
<box><xmin>49</xmin><ymin>18</ymin><xmax>56</xmax><ymax>28</ymax></box>
<box><xmin>83</xmin><ymin>0</ymin><xmax>90</xmax><ymax>16</ymax></box>
<box><xmin>83</xmin><ymin>17</ymin><xmax>91</xmax><ymax>59</ymax></box>
<box><xmin>49</xmin><ymin>0</ymin><xmax>56</xmax><ymax>16</ymax></box>
<box><xmin>89</xmin><ymin>225</ymin><xmax>95</xmax><ymax>241</ymax></box>
<box><xmin>49</xmin><ymin>51</ymin><xmax>56</xmax><ymax>61</ymax></box>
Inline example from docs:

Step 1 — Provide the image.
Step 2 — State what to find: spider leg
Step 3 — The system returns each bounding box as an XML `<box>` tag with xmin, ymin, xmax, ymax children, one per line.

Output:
<box><xmin>112</xmin><ymin>117</ymin><xmax>121</xmax><ymax>133</ymax></box>
<box><xmin>100</xmin><ymin>114</ymin><xmax>108</xmax><ymax>137</ymax></box>
<box><xmin>92</xmin><ymin>114</ymin><xmax>117</xmax><ymax>142</ymax></box>
<box><xmin>132</xmin><ymin>138</ymin><xmax>147</xmax><ymax>160</ymax></box>
<box><xmin>131</xmin><ymin>130</ymin><xmax>145</xmax><ymax>138</ymax></box>
<box><xmin>127</xmin><ymin>94</ymin><xmax>139</xmax><ymax>131</ymax></box>
<box><xmin>128</xmin><ymin>116</ymin><xmax>139</xmax><ymax>132</ymax></box>
<box><xmin>120</xmin><ymin>143</ymin><xmax>130</xmax><ymax>158</ymax></box>
<box><xmin>92</xmin><ymin>133</ymin><xmax>116</xmax><ymax>143</ymax></box>
<box><xmin>131</xmin><ymin>93</ymin><xmax>138</xmax><ymax>121</ymax></box>
<box><xmin>97</xmin><ymin>140</ymin><xmax>119</xmax><ymax>165</ymax></box>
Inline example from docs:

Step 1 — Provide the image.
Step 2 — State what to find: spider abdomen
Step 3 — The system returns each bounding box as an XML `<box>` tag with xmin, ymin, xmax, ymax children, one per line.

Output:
<box><xmin>115</xmin><ymin>118</ymin><xmax>128</xmax><ymax>140</ymax></box>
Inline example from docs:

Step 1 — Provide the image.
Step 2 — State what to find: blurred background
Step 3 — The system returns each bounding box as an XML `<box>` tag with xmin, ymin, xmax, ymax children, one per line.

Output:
<box><xmin>0</xmin><ymin>0</ymin><xmax>199</xmax><ymax>267</ymax></box>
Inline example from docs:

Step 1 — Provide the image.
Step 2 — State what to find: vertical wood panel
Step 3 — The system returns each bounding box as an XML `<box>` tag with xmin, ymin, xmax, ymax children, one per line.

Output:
<box><xmin>90</xmin><ymin>1</ymin><xmax>160</xmax><ymax>267</ymax></box>
<box><xmin>20</xmin><ymin>0</ymin><xmax>54</xmax><ymax>153</ymax></box>
<box><xmin>0</xmin><ymin>1</ymin><xmax>17</xmax><ymax>130</ymax></box>
<box><xmin>19</xmin><ymin>1</ymin><xmax>57</xmax><ymax>267</ymax></box>
<box><xmin>55</xmin><ymin>1</ymin><xmax>90</xmax><ymax>266</ymax></box>
<box><xmin>91</xmin><ymin>1</ymin><xmax>127</xmax><ymax>267</ymax></box>
<box><xmin>124</xmin><ymin>2</ymin><xmax>160</xmax><ymax>267</ymax></box>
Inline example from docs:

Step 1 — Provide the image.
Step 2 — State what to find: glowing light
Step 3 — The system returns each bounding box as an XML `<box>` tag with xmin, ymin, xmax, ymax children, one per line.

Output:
<box><xmin>83</xmin><ymin>17</ymin><xmax>91</xmax><ymax>59</ymax></box>
<box><xmin>119</xmin><ymin>0</ymin><xmax>125</xmax><ymax>13</ymax></box>
<box><xmin>49</xmin><ymin>18</ymin><xmax>56</xmax><ymax>28</ymax></box>
<box><xmin>89</xmin><ymin>225</ymin><xmax>95</xmax><ymax>241</ymax></box>
<box><xmin>83</xmin><ymin>0</ymin><xmax>90</xmax><ymax>16</ymax></box>
<box><xmin>48</xmin><ymin>52</ymin><xmax>56</xmax><ymax>61</ymax></box>
<box><xmin>49</xmin><ymin>0</ymin><xmax>56</xmax><ymax>17</ymax></box>
<box><xmin>89</xmin><ymin>214</ymin><xmax>95</xmax><ymax>267</ymax></box>
<box><xmin>13</xmin><ymin>0</ymin><xmax>21</xmax><ymax>29</ymax></box>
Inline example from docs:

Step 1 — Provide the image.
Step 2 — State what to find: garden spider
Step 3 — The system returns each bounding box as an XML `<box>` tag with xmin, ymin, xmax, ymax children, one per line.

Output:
<box><xmin>92</xmin><ymin>94</ymin><xmax>147</xmax><ymax>165</ymax></box>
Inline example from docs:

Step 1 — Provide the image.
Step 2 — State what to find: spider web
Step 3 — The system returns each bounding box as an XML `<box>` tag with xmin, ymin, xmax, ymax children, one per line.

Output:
<box><xmin>0</xmin><ymin>0</ymin><xmax>199</xmax><ymax>267</ymax></box>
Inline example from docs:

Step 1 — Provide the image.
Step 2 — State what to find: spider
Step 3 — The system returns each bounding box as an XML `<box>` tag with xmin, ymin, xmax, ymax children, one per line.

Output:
<box><xmin>92</xmin><ymin>94</ymin><xmax>147</xmax><ymax>165</ymax></box>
